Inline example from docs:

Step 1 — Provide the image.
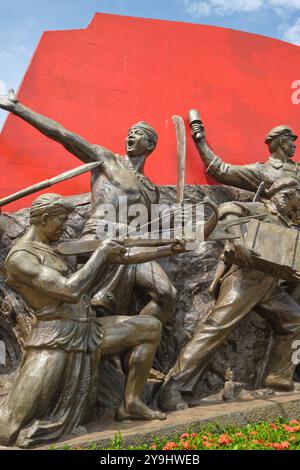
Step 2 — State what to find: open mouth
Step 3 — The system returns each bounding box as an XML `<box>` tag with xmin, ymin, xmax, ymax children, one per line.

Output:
<box><xmin>127</xmin><ymin>138</ymin><xmax>136</xmax><ymax>150</ymax></box>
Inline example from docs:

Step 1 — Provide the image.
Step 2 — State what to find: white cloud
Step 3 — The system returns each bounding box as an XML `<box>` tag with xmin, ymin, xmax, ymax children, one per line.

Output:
<box><xmin>268</xmin><ymin>0</ymin><xmax>300</xmax><ymax>15</ymax></box>
<box><xmin>178</xmin><ymin>0</ymin><xmax>300</xmax><ymax>45</ymax></box>
<box><xmin>184</xmin><ymin>0</ymin><xmax>263</xmax><ymax>17</ymax></box>
<box><xmin>180</xmin><ymin>0</ymin><xmax>300</xmax><ymax>17</ymax></box>
<box><xmin>186</xmin><ymin>2</ymin><xmax>211</xmax><ymax>17</ymax></box>
<box><xmin>283</xmin><ymin>17</ymin><xmax>300</xmax><ymax>44</ymax></box>
<box><xmin>268</xmin><ymin>0</ymin><xmax>300</xmax><ymax>8</ymax></box>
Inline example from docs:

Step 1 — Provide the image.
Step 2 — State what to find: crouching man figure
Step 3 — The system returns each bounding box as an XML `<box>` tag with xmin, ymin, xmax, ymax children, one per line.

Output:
<box><xmin>0</xmin><ymin>193</ymin><xmax>184</xmax><ymax>448</ymax></box>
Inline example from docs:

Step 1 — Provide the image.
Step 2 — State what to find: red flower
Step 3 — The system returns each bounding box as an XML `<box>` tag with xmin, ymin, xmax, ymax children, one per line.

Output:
<box><xmin>150</xmin><ymin>444</ymin><xmax>157</xmax><ymax>450</ymax></box>
<box><xmin>180</xmin><ymin>433</ymin><xmax>190</xmax><ymax>440</ymax></box>
<box><xmin>190</xmin><ymin>433</ymin><xmax>197</xmax><ymax>438</ymax></box>
<box><xmin>252</xmin><ymin>440</ymin><xmax>260</xmax><ymax>445</ymax></box>
<box><xmin>290</xmin><ymin>419</ymin><xmax>299</xmax><ymax>425</ymax></box>
<box><xmin>270</xmin><ymin>423</ymin><xmax>278</xmax><ymax>430</ymax></box>
<box><xmin>202</xmin><ymin>441</ymin><xmax>212</xmax><ymax>448</ymax></box>
<box><xmin>249</xmin><ymin>431</ymin><xmax>258</xmax><ymax>436</ymax></box>
<box><xmin>283</xmin><ymin>425</ymin><xmax>300</xmax><ymax>433</ymax></box>
<box><xmin>283</xmin><ymin>425</ymin><xmax>294</xmax><ymax>432</ymax></box>
<box><xmin>202</xmin><ymin>435</ymin><xmax>209</xmax><ymax>440</ymax></box>
<box><xmin>271</xmin><ymin>441</ymin><xmax>289</xmax><ymax>450</ymax></box>
<box><xmin>163</xmin><ymin>441</ymin><xmax>178</xmax><ymax>450</ymax></box>
<box><xmin>218</xmin><ymin>434</ymin><xmax>233</xmax><ymax>445</ymax></box>
<box><xmin>235</xmin><ymin>432</ymin><xmax>244</xmax><ymax>437</ymax></box>
<box><xmin>182</xmin><ymin>441</ymin><xmax>192</xmax><ymax>450</ymax></box>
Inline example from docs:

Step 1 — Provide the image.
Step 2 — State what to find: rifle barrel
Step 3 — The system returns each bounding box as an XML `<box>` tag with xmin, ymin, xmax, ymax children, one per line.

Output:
<box><xmin>0</xmin><ymin>161</ymin><xmax>101</xmax><ymax>207</ymax></box>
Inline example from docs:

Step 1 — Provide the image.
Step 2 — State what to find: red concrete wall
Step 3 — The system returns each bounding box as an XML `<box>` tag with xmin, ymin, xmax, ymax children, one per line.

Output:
<box><xmin>1</xmin><ymin>13</ymin><xmax>300</xmax><ymax>211</ymax></box>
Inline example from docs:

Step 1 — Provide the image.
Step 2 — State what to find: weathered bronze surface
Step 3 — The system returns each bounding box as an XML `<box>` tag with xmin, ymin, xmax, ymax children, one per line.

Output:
<box><xmin>2</xmin><ymin>88</ymin><xmax>300</xmax><ymax>444</ymax></box>
<box><xmin>0</xmin><ymin>184</ymin><xmax>289</xmax><ymax>438</ymax></box>
<box><xmin>172</xmin><ymin>115</ymin><xmax>186</xmax><ymax>205</ymax></box>
<box><xmin>0</xmin><ymin>193</ymin><xmax>174</xmax><ymax>448</ymax></box>
<box><xmin>159</xmin><ymin>177</ymin><xmax>300</xmax><ymax>411</ymax></box>
<box><xmin>224</xmin><ymin>218</ymin><xmax>300</xmax><ymax>281</ymax></box>
<box><xmin>0</xmin><ymin>91</ymin><xmax>177</xmax><ymax>326</ymax></box>
<box><xmin>188</xmin><ymin>108</ymin><xmax>300</xmax><ymax>193</ymax></box>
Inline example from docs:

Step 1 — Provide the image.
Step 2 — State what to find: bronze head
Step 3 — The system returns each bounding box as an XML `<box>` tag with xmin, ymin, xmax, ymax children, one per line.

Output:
<box><xmin>30</xmin><ymin>193</ymin><xmax>74</xmax><ymax>241</ymax></box>
<box><xmin>126</xmin><ymin>121</ymin><xmax>158</xmax><ymax>157</ymax></box>
<box><xmin>265</xmin><ymin>125</ymin><xmax>297</xmax><ymax>159</ymax></box>
<box><xmin>268</xmin><ymin>177</ymin><xmax>300</xmax><ymax>224</ymax></box>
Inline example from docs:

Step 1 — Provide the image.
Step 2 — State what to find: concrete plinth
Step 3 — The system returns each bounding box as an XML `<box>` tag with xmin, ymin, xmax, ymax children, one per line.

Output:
<box><xmin>38</xmin><ymin>390</ymin><xmax>300</xmax><ymax>449</ymax></box>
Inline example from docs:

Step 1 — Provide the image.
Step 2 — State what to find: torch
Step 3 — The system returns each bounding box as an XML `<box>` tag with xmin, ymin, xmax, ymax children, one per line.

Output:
<box><xmin>187</xmin><ymin>109</ymin><xmax>204</xmax><ymax>141</ymax></box>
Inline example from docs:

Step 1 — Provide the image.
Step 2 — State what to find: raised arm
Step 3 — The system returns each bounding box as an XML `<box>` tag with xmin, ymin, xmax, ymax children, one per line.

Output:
<box><xmin>0</xmin><ymin>90</ymin><xmax>114</xmax><ymax>164</ymax></box>
<box><xmin>7</xmin><ymin>239</ymin><xmax>126</xmax><ymax>304</ymax></box>
<box><xmin>188</xmin><ymin>109</ymin><xmax>262</xmax><ymax>192</ymax></box>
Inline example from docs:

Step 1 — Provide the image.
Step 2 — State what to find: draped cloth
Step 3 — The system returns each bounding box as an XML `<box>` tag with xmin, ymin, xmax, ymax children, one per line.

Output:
<box><xmin>0</xmin><ymin>241</ymin><xmax>103</xmax><ymax>448</ymax></box>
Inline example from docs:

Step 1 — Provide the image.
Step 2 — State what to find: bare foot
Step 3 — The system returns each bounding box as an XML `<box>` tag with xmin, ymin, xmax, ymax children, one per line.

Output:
<box><xmin>116</xmin><ymin>399</ymin><xmax>166</xmax><ymax>422</ymax></box>
<box><xmin>149</xmin><ymin>368</ymin><xmax>166</xmax><ymax>381</ymax></box>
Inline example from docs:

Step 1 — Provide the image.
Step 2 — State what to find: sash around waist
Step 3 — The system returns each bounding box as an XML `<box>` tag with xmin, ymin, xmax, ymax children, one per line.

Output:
<box><xmin>34</xmin><ymin>302</ymin><xmax>94</xmax><ymax>322</ymax></box>
<box><xmin>26</xmin><ymin>312</ymin><xmax>104</xmax><ymax>353</ymax></box>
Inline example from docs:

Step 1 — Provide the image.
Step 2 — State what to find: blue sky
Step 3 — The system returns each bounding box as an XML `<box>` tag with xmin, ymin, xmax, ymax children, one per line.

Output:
<box><xmin>1</xmin><ymin>0</ymin><xmax>300</xmax><ymax>125</ymax></box>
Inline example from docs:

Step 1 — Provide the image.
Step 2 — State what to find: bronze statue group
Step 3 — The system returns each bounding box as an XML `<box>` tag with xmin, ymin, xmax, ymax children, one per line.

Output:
<box><xmin>0</xmin><ymin>90</ymin><xmax>300</xmax><ymax>447</ymax></box>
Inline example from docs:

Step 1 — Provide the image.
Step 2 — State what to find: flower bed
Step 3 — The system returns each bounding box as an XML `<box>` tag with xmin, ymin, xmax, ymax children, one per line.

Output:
<box><xmin>149</xmin><ymin>418</ymin><xmax>300</xmax><ymax>451</ymax></box>
<box><xmin>97</xmin><ymin>417</ymin><xmax>300</xmax><ymax>451</ymax></box>
<box><xmin>54</xmin><ymin>417</ymin><xmax>300</xmax><ymax>450</ymax></box>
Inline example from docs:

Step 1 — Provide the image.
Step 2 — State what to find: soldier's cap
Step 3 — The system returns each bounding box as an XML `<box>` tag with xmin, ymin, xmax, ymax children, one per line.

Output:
<box><xmin>267</xmin><ymin>177</ymin><xmax>299</xmax><ymax>198</ymax></box>
<box><xmin>30</xmin><ymin>193</ymin><xmax>74</xmax><ymax>220</ymax></box>
<box><xmin>265</xmin><ymin>125</ymin><xmax>298</xmax><ymax>145</ymax></box>
<box><xmin>129</xmin><ymin>121</ymin><xmax>158</xmax><ymax>145</ymax></box>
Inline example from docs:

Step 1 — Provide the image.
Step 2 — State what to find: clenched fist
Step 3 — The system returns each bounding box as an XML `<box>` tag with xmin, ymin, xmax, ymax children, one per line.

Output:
<box><xmin>0</xmin><ymin>89</ymin><xmax>18</xmax><ymax>111</ymax></box>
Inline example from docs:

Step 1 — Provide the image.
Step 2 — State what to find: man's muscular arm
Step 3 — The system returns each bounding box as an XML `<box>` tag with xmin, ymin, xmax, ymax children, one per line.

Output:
<box><xmin>107</xmin><ymin>241</ymin><xmax>186</xmax><ymax>265</ymax></box>
<box><xmin>189</xmin><ymin>109</ymin><xmax>262</xmax><ymax>192</ymax></box>
<box><xmin>189</xmin><ymin>117</ymin><xmax>217</xmax><ymax>168</ymax></box>
<box><xmin>0</xmin><ymin>90</ymin><xmax>114</xmax><ymax>164</ymax></box>
<box><xmin>7</xmin><ymin>240</ymin><xmax>126</xmax><ymax>303</ymax></box>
